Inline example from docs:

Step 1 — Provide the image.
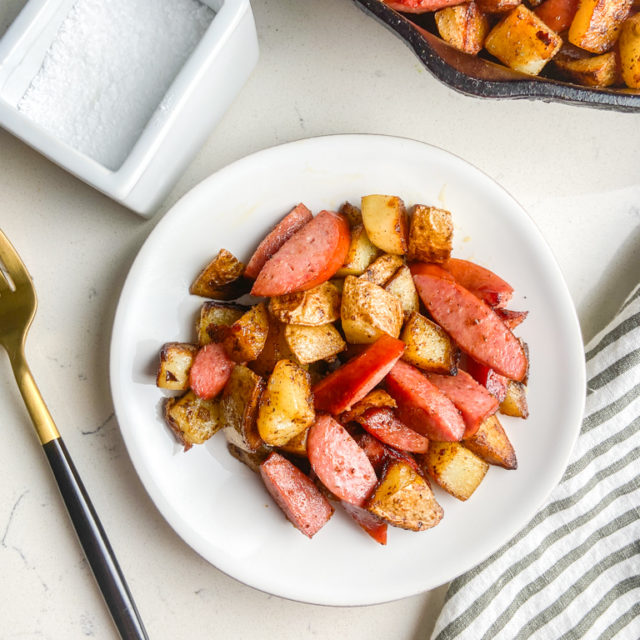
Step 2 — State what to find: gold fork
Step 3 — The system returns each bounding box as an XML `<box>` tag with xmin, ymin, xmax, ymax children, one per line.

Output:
<box><xmin>0</xmin><ymin>229</ymin><xmax>148</xmax><ymax>640</ymax></box>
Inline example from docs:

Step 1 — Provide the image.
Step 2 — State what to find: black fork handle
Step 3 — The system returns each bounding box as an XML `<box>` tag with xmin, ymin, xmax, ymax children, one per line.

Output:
<box><xmin>43</xmin><ymin>437</ymin><xmax>149</xmax><ymax>640</ymax></box>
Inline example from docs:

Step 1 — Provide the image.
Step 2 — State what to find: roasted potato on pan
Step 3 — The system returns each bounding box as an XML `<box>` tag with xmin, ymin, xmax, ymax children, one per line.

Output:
<box><xmin>223</xmin><ymin>302</ymin><xmax>269</xmax><ymax>363</ymax></box>
<box><xmin>284</xmin><ymin>323</ymin><xmax>346</xmax><ymax>364</ymax></box>
<box><xmin>408</xmin><ymin>205</ymin><xmax>453</xmax><ymax>264</ymax></box>
<box><xmin>463</xmin><ymin>414</ymin><xmax>517</xmax><ymax>470</ymax></box>
<box><xmin>401</xmin><ymin>312</ymin><xmax>458</xmax><ymax>374</ymax></box>
<box><xmin>269</xmin><ymin>281</ymin><xmax>341</xmax><ymax>326</ymax></box>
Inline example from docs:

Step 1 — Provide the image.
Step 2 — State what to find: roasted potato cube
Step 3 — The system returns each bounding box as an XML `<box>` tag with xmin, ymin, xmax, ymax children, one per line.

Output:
<box><xmin>477</xmin><ymin>0</ymin><xmax>521</xmax><ymax>11</ymax></box>
<box><xmin>619</xmin><ymin>13</ymin><xmax>640</xmax><ymax>87</ymax></box>
<box><xmin>569</xmin><ymin>0</ymin><xmax>632</xmax><ymax>53</ymax></box>
<box><xmin>156</xmin><ymin>342</ymin><xmax>197</xmax><ymax>390</ymax></box>
<box><xmin>249</xmin><ymin>316</ymin><xmax>300</xmax><ymax>377</ymax></box>
<box><xmin>366</xmin><ymin>460</ymin><xmax>444</xmax><ymax>531</ymax></box>
<box><xmin>223</xmin><ymin>302</ymin><xmax>269</xmax><ymax>363</ymax></box>
<box><xmin>227</xmin><ymin>443</ymin><xmax>271</xmax><ymax>473</ymax></box>
<box><xmin>401</xmin><ymin>312</ymin><xmax>458</xmax><ymax>374</ymax></box>
<box><xmin>554</xmin><ymin>51</ymin><xmax>620</xmax><ymax>86</ymax></box>
<box><xmin>197</xmin><ymin>301</ymin><xmax>246</xmax><ymax>345</ymax></box>
<box><xmin>340</xmin><ymin>389</ymin><xmax>397</xmax><ymax>424</ymax></box>
<box><xmin>278</xmin><ymin>426</ymin><xmax>310</xmax><ymax>457</ymax></box>
<box><xmin>284</xmin><ymin>323</ymin><xmax>346</xmax><ymax>364</ymax></box>
<box><xmin>499</xmin><ymin>380</ymin><xmax>529</xmax><ymax>418</ymax></box>
<box><xmin>485</xmin><ymin>5</ymin><xmax>563</xmax><ymax>75</ymax></box>
<box><xmin>339</xmin><ymin>201</ymin><xmax>363</xmax><ymax>227</ymax></box>
<box><xmin>164</xmin><ymin>390</ymin><xmax>222</xmax><ymax>451</ymax></box>
<box><xmin>421</xmin><ymin>441</ymin><xmax>489</xmax><ymax>501</ymax></box>
<box><xmin>257</xmin><ymin>360</ymin><xmax>315</xmax><ymax>446</ymax></box>
<box><xmin>361</xmin><ymin>195</ymin><xmax>408</xmax><ymax>255</ymax></box>
<box><xmin>189</xmin><ymin>248</ymin><xmax>249</xmax><ymax>300</ymax></box>
<box><xmin>335</xmin><ymin>225</ymin><xmax>381</xmax><ymax>277</ymax></box>
<box><xmin>221</xmin><ymin>364</ymin><xmax>265</xmax><ymax>453</ymax></box>
<box><xmin>269</xmin><ymin>281</ymin><xmax>341</xmax><ymax>326</ymax></box>
<box><xmin>408</xmin><ymin>205</ymin><xmax>453</xmax><ymax>264</ymax></box>
<box><xmin>341</xmin><ymin>276</ymin><xmax>404</xmax><ymax>344</ymax></box>
<box><xmin>463</xmin><ymin>414</ymin><xmax>517</xmax><ymax>469</ymax></box>
<box><xmin>435</xmin><ymin>3</ymin><xmax>490</xmax><ymax>54</ymax></box>
<box><xmin>384</xmin><ymin>265</ymin><xmax>420</xmax><ymax>318</ymax></box>
<box><xmin>359</xmin><ymin>253</ymin><xmax>404</xmax><ymax>286</ymax></box>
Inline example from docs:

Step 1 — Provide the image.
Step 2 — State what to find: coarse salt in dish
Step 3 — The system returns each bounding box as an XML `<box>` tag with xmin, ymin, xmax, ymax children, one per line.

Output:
<box><xmin>17</xmin><ymin>0</ymin><xmax>215</xmax><ymax>170</ymax></box>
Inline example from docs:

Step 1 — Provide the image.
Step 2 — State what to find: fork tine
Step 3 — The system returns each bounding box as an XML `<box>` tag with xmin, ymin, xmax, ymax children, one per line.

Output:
<box><xmin>0</xmin><ymin>228</ymin><xmax>34</xmax><ymax>290</ymax></box>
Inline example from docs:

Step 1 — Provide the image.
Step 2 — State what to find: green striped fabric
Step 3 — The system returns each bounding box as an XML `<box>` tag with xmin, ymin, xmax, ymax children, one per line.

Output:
<box><xmin>432</xmin><ymin>285</ymin><xmax>640</xmax><ymax>640</ymax></box>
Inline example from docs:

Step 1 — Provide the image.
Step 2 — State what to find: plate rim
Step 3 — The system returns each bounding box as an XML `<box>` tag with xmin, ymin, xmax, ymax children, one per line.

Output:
<box><xmin>109</xmin><ymin>133</ymin><xmax>586</xmax><ymax>605</ymax></box>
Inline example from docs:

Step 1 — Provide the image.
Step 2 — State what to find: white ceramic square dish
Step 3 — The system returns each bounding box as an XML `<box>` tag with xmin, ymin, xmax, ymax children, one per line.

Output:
<box><xmin>0</xmin><ymin>0</ymin><xmax>258</xmax><ymax>216</ymax></box>
<box><xmin>110</xmin><ymin>135</ymin><xmax>586</xmax><ymax>606</ymax></box>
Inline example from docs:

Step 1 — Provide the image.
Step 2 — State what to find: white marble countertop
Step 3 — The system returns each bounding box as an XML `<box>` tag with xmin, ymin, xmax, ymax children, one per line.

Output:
<box><xmin>1</xmin><ymin>1</ymin><xmax>639</xmax><ymax>638</ymax></box>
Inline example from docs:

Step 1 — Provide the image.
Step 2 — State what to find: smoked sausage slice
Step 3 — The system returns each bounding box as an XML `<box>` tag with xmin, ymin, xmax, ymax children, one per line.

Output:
<box><xmin>413</xmin><ymin>273</ymin><xmax>528</xmax><ymax>381</ymax></box>
<box><xmin>251</xmin><ymin>211</ymin><xmax>350</xmax><ymax>297</ymax></box>
<box><xmin>244</xmin><ymin>203</ymin><xmax>313</xmax><ymax>279</ymax></box>
<box><xmin>443</xmin><ymin>258</ymin><xmax>513</xmax><ymax>309</ymax></box>
<box><xmin>356</xmin><ymin>408</ymin><xmax>430</xmax><ymax>453</ymax></box>
<box><xmin>189</xmin><ymin>343</ymin><xmax>235</xmax><ymax>400</ymax></box>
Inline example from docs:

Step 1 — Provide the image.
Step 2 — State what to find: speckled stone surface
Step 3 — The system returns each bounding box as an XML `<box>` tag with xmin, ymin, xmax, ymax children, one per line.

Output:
<box><xmin>0</xmin><ymin>1</ymin><xmax>639</xmax><ymax>639</ymax></box>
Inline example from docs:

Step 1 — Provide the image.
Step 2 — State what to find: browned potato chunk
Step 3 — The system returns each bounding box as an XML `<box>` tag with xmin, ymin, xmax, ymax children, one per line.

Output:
<box><xmin>189</xmin><ymin>248</ymin><xmax>249</xmax><ymax>300</ymax></box>
<box><xmin>420</xmin><ymin>441</ymin><xmax>489</xmax><ymax>501</ymax></box>
<box><xmin>341</xmin><ymin>276</ymin><xmax>404</xmax><ymax>344</ymax></box>
<box><xmin>554</xmin><ymin>50</ymin><xmax>620</xmax><ymax>86</ymax></box>
<box><xmin>435</xmin><ymin>3</ymin><xmax>490</xmax><ymax>54</ymax></box>
<box><xmin>335</xmin><ymin>225</ymin><xmax>381</xmax><ymax>277</ymax></box>
<box><xmin>408</xmin><ymin>205</ymin><xmax>453</xmax><ymax>264</ymax></box>
<box><xmin>477</xmin><ymin>0</ymin><xmax>521</xmax><ymax>12</ymax></box>
<box><xmin>223</xmin><ymin>302</ymin><xmax>269</xmax><ymax>363</ymax></box>
<box><xmin>359</xmin><ymin>253</ymin><xmax>404</xmax><ymax>286</ymax></box>
<box><xmin>221</xmin><ymin>364</ymin><xmax>265</xmax><ymax>453</ymax></box>
<box><xmin>499</xmin><ymin>380</ymin><xmax>529</xmax><ymax>418</ymax></box>
<box><xmin>361</xmin><ymin>195</ymin><xmax>409</xmax><ymax>255</ymax></box>
<box><xmin>249</xmin><ymin>317</ymin><xmax>300</xmax><ymax>377</ymax></box>
<box><xmin>269</xmin><ymin>281</ymin><xmax>341</xmax><ymax>326</ymax></box>
<box><xmin>401</xmin><ymin>312</ymin><xmax>458</xmax><ymax>374</ymax></box>
<box><xmin>569</xmin><ymin>0</ymin><xmax>632</xmax><ymax>53</ymax></box>
<box><xmin>463</xmin><ymin>414</ymin><xmax>517</xmax><ymax>469</ymax></box>
<box><xmin>164</xmin><ymin>391</ymin><xmax>222</xmax><ymax>451</ymax></box>
<box><xmin>340</xmin><ymin>201</ymin><xmax>363</xmax><ymax>227</ymax></box>
<box><xmin>366</xmin><ymin>460</ymin><xmax>444</xmax><ymax>531</ymax></box>
<box><xmin>156</xmin><ymin>342</ymin><xmax>197</xmax><ymax>390</ymax></box>
<box><xmin>340</xmin><ymin>389</ymin><xmax>397</xmax><ymax>424</ymax></box>
<box><xmin>278</xmin><ymin>426</ymin><xmax>310</xmax><ymax>457</ymax></box>
<box><xmin>485</xmin><ymin>5</ymin><xmax>563</xmax><ymax>75</ymax></box>
<box><xmin>619</xmin><ymin>13</ymin><xmax>640</xmax><ymax>87</ymax></box>
<box><xmin>284</xmin><ymin>323</ymin><xmax>346</xmax><ymax>364</ymax></box>
<box><xmin>384</xmin><ymin>265</ymin><xmax>420</xmax><ymax>318</ymax></box>
<box><xmin>227</xmin><ymin>443</ymin><xmax>271</xmax><ymax>473</ymax></box>
<box><xmin>257</xmin><ymin>360</ymin><xmax>315</xmax><ymax>446</ymax></box>
<box><xmin>197</xmin><ymin>301</ymin><xmax>246</xmax><ymax>345</ymax></box>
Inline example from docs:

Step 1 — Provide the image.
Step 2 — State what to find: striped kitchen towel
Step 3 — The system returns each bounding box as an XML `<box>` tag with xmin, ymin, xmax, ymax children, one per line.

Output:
<box><xmin>431</xmin><ymin>285</ymin><xmax>640</xmax><ymax>640</ymax></box>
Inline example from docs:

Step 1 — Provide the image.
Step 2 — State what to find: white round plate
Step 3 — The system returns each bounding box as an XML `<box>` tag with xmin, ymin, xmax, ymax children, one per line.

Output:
<box><xmin>110</xmin><ymin>135</ymin><xmax>586</xmax><ymax>606</ymax></box>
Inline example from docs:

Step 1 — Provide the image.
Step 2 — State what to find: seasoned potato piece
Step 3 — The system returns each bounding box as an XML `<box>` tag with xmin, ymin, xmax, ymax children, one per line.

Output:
<box><xmin>554</xmin><ymin>51</ymin><xmax>619</xmax><ymax>86</ymax></box>
<box><xmin>164</xmin><ymin>391</ymin><xmax>222</xmax><ymax>451</ymax></box>
<box><xmin>408</xmin><ymin>205</ymin><xmax>453</xmax><ymax>264</ymax></box>
<box><xmin>435</xmin><ymin>3</ymin><xmax>490</xmax><ymax>55</ymax></box>
<box><xmin>477</xmin><ymin>0</ymin><xmax>521</xmax><ymax>11</ymax></box>
<box><xmin>359</xmin><ymin>254</ymin><xmax>404</xmax><ymax>286</ymax></box>
<box><xmin>329</xmin><ymin>278</ymin><xmax>345</xmax><ymax>293</ymax></box>
<box><xmin>485</xmin><ymin>5</ymin><xmax>563</xmax><ymax>75</ymax></box>
<box><xmin>221</xmin><ymin>364</ymin><xmax>265</xmax><ymax>452</ymax></box>
<box><xmin>499</xmin><ymin>380</ymin><xmax>529</xmax><ymax>418</ymax></box>
<box><xmin>361</xmin><ymin>195</ymin><xmax>408</xmax><ymax>255</ymax></box>
<box><xmin>340</xmin><ymin>389</ymin><xmax>397</xmax><ymax>424</ymax></box>
<box><xmin>227</xmin><ymin>443</ymin><xmax>271</xmax><ymax>473</ymax></box>
<box><xmin>249</xmin><ymin>316</ymin><xmax>300</xmax><ymax>377</ymax></box>
<box><xmin>257</xmin><ymin>360</ymin><xmax>315</xmax><ymax>446</ymax></box>
<box><xmin>190</xmin><ymin>248</ymin><xmax>249</xmax><ymax>300</ymax></box>
<box><xmin>366</xmin><ymin>460</ymin><xmax>444</xmax><ymax>531</ymax></box>
<box><xmin>223</xmin><ymin>302</ymin><xmax>269</xmax><ymax>363</ymax></box>
<box><xmin>284</xmin><ymin>323</ymin><xmax>346</xmax><ymax>364</ymax></box>
<box><xmin>463</xmin><ymin>414</ymin><xmax>517</xmax><ymax>469</ymax></box>
<box><xmin>156</xmin><ymin>342</ymin><xmax>197</xmax><ymax>390</ymax></box>
<box><xmin>197</xmin><ymin>301</ymin><xmax>246</xmax><ymax>345</ymax></box>
<box><xmin>278</xmin><ymin>426</ymin><xmax>310</xmax><ymax>457</ymax></box>
<box><xmin>339</xmin><ymin>201</ymin><xmax>363</xmax><ymax>227</ymax></box>
<box><xmin>569</xmin><ymin>0</ymin><xmax>632</xmax><ymax>53</ymax></box>
<box><xmin>420</xmin><ymin>441</ymin><xmax>489</xmax><ymax>501</ymax></box>
<box><xmin>269</xmin><ymin>281</ymin><xmax>341</xmax><ymax>326</ymax></box>
<box><xmin>341</xmin><ymin>276</ymin><xmax>404</xmax><ymax>344</ymax></box>
<box><xmin>335</xmin><ymin>225</ymin><xmax>381</xmax><ymax>277</ymax></box>
<box><xmin>401</xmin><ymin>312</ymin><xmax>458</xmax><ymax>374</ymax></box>
<box><xmin>385</xmin><ymin>265</ymin><xmax>420</xmax><ymax>318</ymax></box>
<box><xmin>619</xmin><ymin>13</ymin><xmax>640</xmax><ymax>88</ymax></box>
